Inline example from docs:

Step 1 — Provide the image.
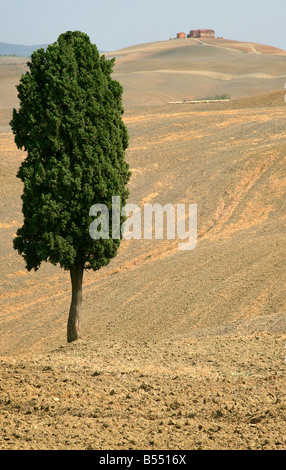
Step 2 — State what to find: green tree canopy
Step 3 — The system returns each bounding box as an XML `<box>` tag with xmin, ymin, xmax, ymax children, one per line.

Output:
<box><xmin>10</xmin><ymin>31</ymin><xmax>131</xmax><ymax>342</ymax></box>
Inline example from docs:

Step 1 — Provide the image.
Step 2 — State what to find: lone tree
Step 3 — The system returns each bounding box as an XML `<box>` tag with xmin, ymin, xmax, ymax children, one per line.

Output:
<box><xmin>10</xmin><ymin>31</ymin><xmax>130</xmax><ymax>342</ymax></box>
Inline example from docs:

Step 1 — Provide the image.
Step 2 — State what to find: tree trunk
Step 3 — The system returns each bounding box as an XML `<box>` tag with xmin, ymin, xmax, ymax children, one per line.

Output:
<box><xmin>67</xmin><ymin>262</ymin><xmax>84</xmax><ymax>343</ymax></box>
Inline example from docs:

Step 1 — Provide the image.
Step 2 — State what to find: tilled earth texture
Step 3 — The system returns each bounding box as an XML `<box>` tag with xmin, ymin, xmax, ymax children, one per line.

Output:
<box><xmin>0</xmin><ymin>41</ymin><xmax>285</xmax><ymax>450</ymax></box>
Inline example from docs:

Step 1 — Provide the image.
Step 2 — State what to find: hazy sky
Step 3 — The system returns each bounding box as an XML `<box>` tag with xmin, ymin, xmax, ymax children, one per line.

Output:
<box><xmin>1</xmin><ymin>0</ymin><xmax>286</xmax><ymax>52</ymax></box>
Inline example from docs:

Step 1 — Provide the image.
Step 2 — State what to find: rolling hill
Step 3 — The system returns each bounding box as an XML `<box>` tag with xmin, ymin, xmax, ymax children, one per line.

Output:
<box><xmin>0</xmin><ymin>37</ymin><xmax>285</xmax><ymax>450</ymax></box>
<box><xmin>106</xmin><ymin>37</ymin><xmax>286</xmax><ymax>105</ymax></box>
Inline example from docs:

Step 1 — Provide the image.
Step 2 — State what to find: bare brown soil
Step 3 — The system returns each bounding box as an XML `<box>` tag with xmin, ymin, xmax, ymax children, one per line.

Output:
<box><xmin>0</xmin><ymin>334</ymin><xmax>285</xmax><ymax>450</ymax></box>
<box><xmin>0</xmin><ymin>42</ymin><xmax>285</xmax><ymax>449</ymax></box>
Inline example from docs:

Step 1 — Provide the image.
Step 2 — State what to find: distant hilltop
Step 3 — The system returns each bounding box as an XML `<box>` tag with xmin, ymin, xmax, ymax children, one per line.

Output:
<box><xmin>0</xmin><ymin>42</ymin><xmax>106</xmax><ymax>57</ymax></box>
<box><xmin>0</xmin><ymin>42</ymin><xmax>49</xmax><ymax>57</ymax></box>
<box><xmin>176</xmin><ymin>29</ymin><xmax>216</xmax><ymax>39</ymax></box>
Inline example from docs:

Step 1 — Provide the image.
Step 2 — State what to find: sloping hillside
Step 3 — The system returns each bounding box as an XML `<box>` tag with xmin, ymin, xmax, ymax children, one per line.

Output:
<box><xmin>1</xmin><ymin>92</ymin><xmax>285</xmax><ymax>355</ymax></box>
<box><xmin>105</xmin><ymin>38</ymin><xmax>286</xmax><ymax>105</ymax></box>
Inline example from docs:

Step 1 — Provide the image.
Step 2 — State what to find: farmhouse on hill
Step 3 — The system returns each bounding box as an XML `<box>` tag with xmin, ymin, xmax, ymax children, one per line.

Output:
<box><xmin>188</xmin><ymin>29</ymin><xmax>215</xmax><ymax>38</ymax></box>
<box><xmin>176</xmin><ymin>29</ymin><xmax>215</xmax><ymax>39</ymax></box>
